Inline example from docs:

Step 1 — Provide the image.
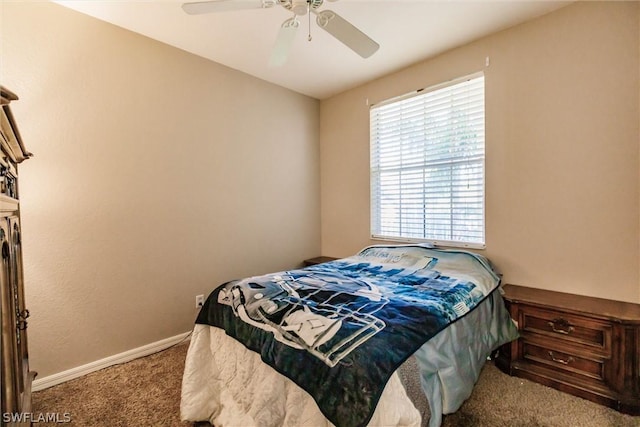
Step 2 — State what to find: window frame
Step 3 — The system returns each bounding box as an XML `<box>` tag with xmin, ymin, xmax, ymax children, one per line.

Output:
<box><xmin>369</xmin><ymin>72</ymin><xmax>486</xmax><ymax>250</ymax></box>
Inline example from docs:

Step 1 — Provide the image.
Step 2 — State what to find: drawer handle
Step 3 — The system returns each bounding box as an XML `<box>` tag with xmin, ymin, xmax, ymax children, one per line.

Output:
<box><xmin>547</xmin><ymin>319</ymin><xmax>574</xmax><ymax>335</ymax></box>
<box><xmin>548</xmin><ymin>351</ymin><xmax>574</xmax><ymax>365</ymax></box>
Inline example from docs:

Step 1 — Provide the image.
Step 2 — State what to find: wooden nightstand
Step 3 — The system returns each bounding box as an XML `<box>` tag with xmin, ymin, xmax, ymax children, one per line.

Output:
<box><xmin>495</xmin><ymin>284</ymin><xmax>640</xmax><ymax>415</ymax></box>
<box><xmin>303</xmin><ymin>256</ymin><xmax>338</xmax><ymax>267</ymax></box>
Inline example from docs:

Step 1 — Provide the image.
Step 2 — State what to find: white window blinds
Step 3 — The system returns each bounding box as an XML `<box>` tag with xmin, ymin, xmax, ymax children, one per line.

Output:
<box><xmin>370</xmin><ymin>73</ymin><xmax>485</xmax><ymax>248</ymax></box>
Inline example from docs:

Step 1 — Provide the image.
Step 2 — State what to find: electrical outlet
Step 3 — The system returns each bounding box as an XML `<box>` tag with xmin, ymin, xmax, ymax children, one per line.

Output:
<box><xmin>195</xmin><ymin>294</ymin><xmax>205</xmax><ymax>309</ymax></box>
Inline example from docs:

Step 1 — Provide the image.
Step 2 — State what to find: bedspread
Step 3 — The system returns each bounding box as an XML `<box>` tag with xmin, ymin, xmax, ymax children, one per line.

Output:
<box><xmin>194</xmin><ymin>245</ymin><xmax>501</xmax><ymax>427</ymax></box>
<box><xmin>181</xmin><ymin>324</ymin><xmax>421</xmax><ymax>427</ymax></box>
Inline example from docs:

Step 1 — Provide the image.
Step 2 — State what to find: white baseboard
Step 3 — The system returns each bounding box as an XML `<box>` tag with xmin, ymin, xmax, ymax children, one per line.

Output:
<box><xmin>32</xmin><ymin>331</ymin><xmax>192</xmax><ymax>392</ymax></box>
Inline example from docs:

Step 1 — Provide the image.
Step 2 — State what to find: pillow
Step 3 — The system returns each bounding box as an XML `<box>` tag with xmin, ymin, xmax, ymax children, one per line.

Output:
<box><xmin>415</xmin><ymin>242</ymin><xmax>435</xmax><ymax>249</ymax></box>
<box><xmin>356</xmin><ymin>245</ymin><xmax>437</xmax><ymax>269</ymax></box>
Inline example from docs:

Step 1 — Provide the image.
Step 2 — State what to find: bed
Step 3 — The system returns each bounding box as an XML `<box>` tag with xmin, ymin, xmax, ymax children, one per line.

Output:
<box><xmin>181</xmin><ymin>245</ymin><xmax>518</xmax><ymax>427</ymax></box>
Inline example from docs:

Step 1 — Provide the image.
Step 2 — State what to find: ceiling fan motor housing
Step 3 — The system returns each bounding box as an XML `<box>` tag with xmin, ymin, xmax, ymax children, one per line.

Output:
<box><xmin>280</xmin><ymin>0</ymin><xmax>324</xmax><ymax>15</ymax></box>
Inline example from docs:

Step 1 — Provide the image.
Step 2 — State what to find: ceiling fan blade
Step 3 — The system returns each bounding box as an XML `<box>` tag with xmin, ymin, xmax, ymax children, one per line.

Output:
<box><xmin>269</xmin><ymin>18</ymin><xmax>299</xmax><ymax>67</ymax></box>
<box><xmin>182</xmin><ymin>0</ymin><xmax>266</xmax><ymax>15</ymax></box>
<box><xmin>315</xmin><ymin>10</ymin><xmax>379</xmax><ymax>58</ymax></box>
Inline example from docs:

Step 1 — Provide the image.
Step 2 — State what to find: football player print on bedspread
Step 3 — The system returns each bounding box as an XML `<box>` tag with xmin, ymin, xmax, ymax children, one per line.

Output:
<box><xmin>217</xmin><ymin>259</ymin><xmax>478</xmax><ymax>369</ymax></box>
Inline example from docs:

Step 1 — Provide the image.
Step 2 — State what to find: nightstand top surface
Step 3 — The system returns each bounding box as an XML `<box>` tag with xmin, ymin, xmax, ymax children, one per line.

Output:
<box><xmin>503</xmin><ymin>284</ymin><xmax>640</xmax><ymax>323</ymax></box>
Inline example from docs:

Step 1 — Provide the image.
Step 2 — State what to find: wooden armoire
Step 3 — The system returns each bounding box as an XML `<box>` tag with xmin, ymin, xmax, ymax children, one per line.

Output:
<box><xmin>0</xmin><ymin>86</ymin><xmax>33</xmax><ymax>424</ymax></box>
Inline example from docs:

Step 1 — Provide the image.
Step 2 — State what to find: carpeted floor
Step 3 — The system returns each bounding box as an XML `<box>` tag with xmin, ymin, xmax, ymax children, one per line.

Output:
<box><xmin>33</xmin><ymin>342</ymin><xmax>640</xmax><ymax>427</ymax></box>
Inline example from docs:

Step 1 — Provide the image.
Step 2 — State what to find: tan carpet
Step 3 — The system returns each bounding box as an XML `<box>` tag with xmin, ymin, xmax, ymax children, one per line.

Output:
<box><xmin>33</xmin><ymin>342</ymin><xmax>640</xmax><ymax>427</ymax></box>
<box><xmin>33</xmin><ymin>344</ymin><xmax>191</xmax><ymax>427</ymax></box>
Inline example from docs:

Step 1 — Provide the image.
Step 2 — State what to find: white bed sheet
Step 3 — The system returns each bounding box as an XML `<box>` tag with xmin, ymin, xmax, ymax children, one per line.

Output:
<box><xmin>180</xmin><ymin>290</ymin><xmax>517</xmax><ymax>427</ymax></box>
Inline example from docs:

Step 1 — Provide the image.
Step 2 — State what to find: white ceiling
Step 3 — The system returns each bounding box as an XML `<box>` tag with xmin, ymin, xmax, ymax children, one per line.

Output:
<box><xmin>55</xmin><ymin>0</ymin><xmax>571</xmax><ymax>99</ymax></box>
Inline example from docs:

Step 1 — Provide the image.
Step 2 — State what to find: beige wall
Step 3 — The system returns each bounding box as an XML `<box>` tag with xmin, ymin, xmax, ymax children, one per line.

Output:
<box><xmin>1</xmin><ymin>2</ymin><xmax>320</xmax><ymax>377</ymax></box>
<box><xmin>320</xmin><ymin>1</ymin><xmax>640</xmax><ymax>303</ymax></box>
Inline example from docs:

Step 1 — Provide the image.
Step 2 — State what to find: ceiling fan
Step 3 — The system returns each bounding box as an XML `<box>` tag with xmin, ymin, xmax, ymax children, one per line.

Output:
<box><xmin>182</xmin><ymin>0</ymin><xmax>380</xmax><ymax>66</ymax></box>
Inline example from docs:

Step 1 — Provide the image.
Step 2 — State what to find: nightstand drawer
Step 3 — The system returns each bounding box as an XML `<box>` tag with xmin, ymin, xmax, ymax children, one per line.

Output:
<box><xmin>520</xmin><ymin>306</ymin><xmax>612</xmax><ymax>354</ymax></box>
<box><xmin>523</xmin><ymin>342</ymin><xmax>605</xmax><ymax>383</ymax></box>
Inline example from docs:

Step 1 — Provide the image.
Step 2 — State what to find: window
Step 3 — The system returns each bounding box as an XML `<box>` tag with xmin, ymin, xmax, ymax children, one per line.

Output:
<box><xmin>370</xmin><ymin>73</ymin><xmax>485</xmax><ymax>248</ymax></box>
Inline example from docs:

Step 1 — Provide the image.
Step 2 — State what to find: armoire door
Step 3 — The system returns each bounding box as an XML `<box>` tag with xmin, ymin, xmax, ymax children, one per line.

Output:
<box><xmin>8</xmin><ymin>216</ymin><xmax>28</xmax><ymax>413</ymax></box>
<box><xmin>0</xmin><ymin>218</ymin><xmax>17</xmax><ymax>415</ymax></box>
